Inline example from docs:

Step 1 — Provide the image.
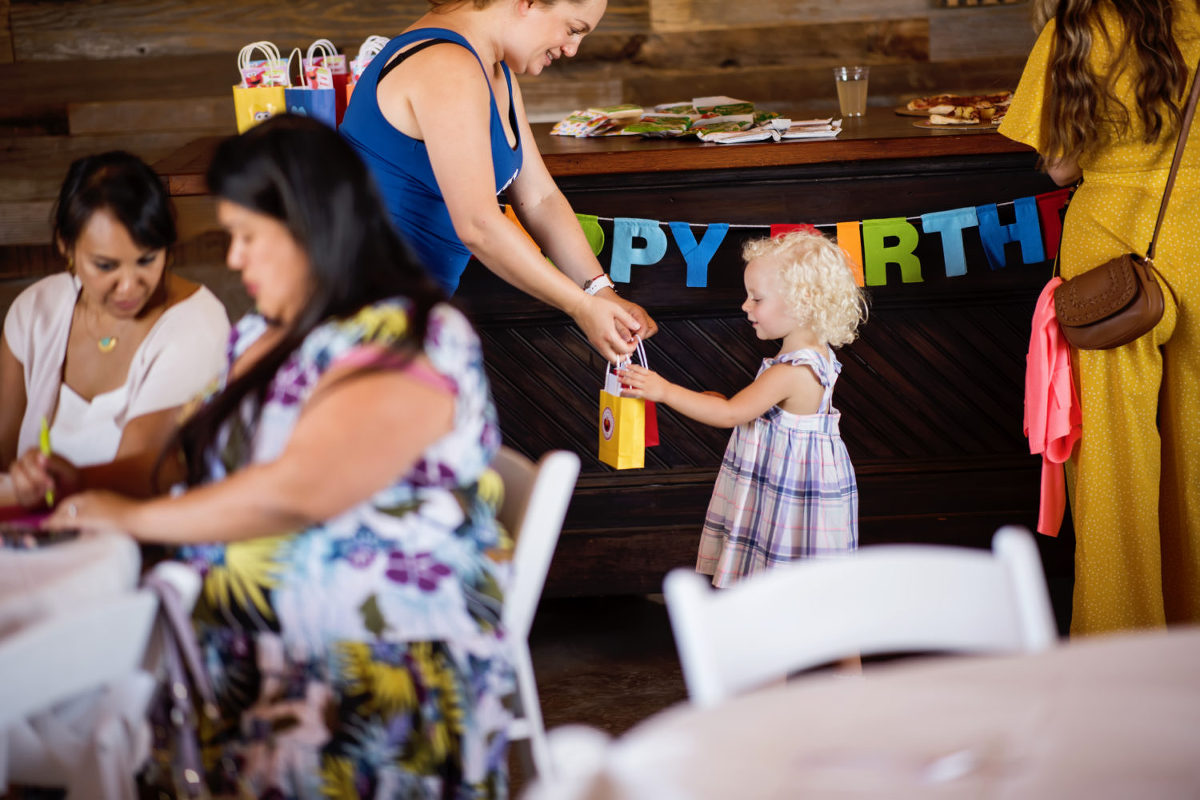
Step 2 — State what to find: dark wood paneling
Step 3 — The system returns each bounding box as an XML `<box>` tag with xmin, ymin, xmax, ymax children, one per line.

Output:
<box><xmin>454</xmin><ymin>143</ymin><xmax>1062</xmax><ymax>597</ymax></box>
<box><xmin>0</xmin><ymin>0</ymin><xmax>13</xmax><ymax>64</ymax></box>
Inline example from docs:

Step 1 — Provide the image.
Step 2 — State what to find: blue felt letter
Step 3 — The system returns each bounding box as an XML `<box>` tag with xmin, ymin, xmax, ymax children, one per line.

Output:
<box><xmin>668</xmin><ymin>222</ymin><xmax>729</xmax><ymax>287</ymax></box>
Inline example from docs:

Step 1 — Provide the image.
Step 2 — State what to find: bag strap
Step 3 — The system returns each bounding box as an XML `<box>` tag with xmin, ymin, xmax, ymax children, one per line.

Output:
<box><xmin>143</xmin><ymin>571</ymin><xmax>220</xmax><ymax>798</ymax></box>
<box><xmin>1148</xmin><ymin>58</ymin><xmax>1200</xmax><ymax>261</ymax></box>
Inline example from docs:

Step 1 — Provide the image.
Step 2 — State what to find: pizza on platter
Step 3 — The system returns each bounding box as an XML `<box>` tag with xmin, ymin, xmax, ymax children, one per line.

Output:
<box><xmin>905</xmin><ymin>91</ymin><xmax>1012</xmax><ymax>125</ymax></box>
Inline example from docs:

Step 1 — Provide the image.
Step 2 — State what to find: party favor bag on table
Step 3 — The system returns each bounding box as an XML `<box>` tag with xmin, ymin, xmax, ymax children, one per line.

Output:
<box><xmin>284</xmin><ymin>47</ymin><xmax>337</xmax><ymax>128</ymax></box>
<box><xmin>232</xmin><ymin>41</ymin><xmax>288</xmax><ymax>133</ymax></box>
<box><xmin>346</xmin><ymin>34</ymin><xmax>390</xmax><ymax>108</ymax></box>
<box><xmin>303</xmin><ymin>38</ymin><xmax>350</xmax><ymax>124</ymax></box>
<box><xmin>599</xmin><ymin>338</ymin><xmax>652</xmax><ymax>469</ymax></box>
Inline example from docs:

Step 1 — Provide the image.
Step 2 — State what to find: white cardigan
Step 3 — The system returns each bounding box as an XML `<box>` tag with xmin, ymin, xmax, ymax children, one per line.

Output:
<box><xmin>3</xmin><ymin>272</ymin><xmax>230</xmax><ymax>466</ymax></box>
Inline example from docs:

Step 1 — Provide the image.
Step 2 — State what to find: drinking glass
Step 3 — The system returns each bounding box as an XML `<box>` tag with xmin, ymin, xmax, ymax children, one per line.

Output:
<box><xmin>833</xmin><ymin>66</ymin><xmax>870</xmax><ymax>117</ymax></box>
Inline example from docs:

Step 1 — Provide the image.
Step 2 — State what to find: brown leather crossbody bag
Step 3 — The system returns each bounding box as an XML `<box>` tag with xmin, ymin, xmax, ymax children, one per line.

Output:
<box><xmin>1054</xmin><ymin>59</ymin><xmax>1199</xmax><ymax>350</ymax></box>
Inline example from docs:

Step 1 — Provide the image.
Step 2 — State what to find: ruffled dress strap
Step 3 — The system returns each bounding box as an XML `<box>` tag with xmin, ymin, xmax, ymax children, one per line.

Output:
<box><xmin>770</xmin><ymin>347</ymin><xmax>842</xmax><ymax>413</ymax></box>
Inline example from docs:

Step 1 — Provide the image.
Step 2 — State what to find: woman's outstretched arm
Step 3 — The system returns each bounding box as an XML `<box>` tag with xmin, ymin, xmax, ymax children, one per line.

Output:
<box><xmin>43</xmin><ymin>357</ymin><xmax>453</xmax><ymax>542</ymax></box>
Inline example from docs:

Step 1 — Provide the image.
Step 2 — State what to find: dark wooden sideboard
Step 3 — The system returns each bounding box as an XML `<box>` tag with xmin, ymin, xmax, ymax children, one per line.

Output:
<box><xmin>154</xmin><ymin>110</ymin><xmax>1072</xmax><ymax>602</ymax></box>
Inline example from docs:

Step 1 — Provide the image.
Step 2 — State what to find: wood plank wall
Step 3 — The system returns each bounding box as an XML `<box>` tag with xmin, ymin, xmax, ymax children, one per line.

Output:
<box><xmin>0</xmin><ymin>0</ymin><xmax>1040</xmax><ymax>303</ymax></box>
<box><xmin>1</xmin><ymin>0</ymin><xmax>1038</xmax><ymax>254</ymax></box>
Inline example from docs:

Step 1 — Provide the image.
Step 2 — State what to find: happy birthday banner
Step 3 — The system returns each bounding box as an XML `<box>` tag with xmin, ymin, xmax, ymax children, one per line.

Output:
<box><xmin>508</xmin><ymin>186</ymin><xmax>1071</xmax><ymax>288</ymax></box>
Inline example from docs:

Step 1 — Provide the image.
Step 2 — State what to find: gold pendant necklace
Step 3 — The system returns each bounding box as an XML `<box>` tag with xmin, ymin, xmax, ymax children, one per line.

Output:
<box><xmin>97</xmin><ymin>336</ymin><xmax>118</xmax><ymax>353</ymax></box>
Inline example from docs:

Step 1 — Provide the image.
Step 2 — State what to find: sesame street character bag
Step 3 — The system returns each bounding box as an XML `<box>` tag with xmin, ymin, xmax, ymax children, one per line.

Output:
<box><xmin>232</xmin><ymin>41</ymin><xmax>287</xmax><ymax>133</ymax></box>
<box><xmin>599</xmin><ymin>338</ymin><xmax>650</xmax><ymax>470</ymax></box>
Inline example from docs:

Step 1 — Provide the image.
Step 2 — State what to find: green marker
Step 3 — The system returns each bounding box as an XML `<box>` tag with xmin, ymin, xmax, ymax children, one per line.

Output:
<box><xmin>39</xmin><ymin>417</ymin><xmax>53</xmax><ymax>507</ymax></box>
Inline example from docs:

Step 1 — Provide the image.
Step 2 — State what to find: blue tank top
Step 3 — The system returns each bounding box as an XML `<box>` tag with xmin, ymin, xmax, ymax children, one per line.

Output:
<box><xmin>340</xmin><ymin>28</ymin><xmax>523</xmax><ymax>293</ymax></box>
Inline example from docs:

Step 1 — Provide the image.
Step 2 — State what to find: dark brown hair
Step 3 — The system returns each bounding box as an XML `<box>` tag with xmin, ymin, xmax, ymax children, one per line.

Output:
<box><xmin>1039</xmin><ymin>0</ymin><xmax>1191</xmax><ymax>164</ymax></box>
<box><xmin>52</xmin><ymin>151</ymin><xmax>176</xmax><ymax>255</ymax></box>
<box><xmin>172</xmin><ymin>115</ymin><xmax>443</xmax><ymax>486</ymax></box>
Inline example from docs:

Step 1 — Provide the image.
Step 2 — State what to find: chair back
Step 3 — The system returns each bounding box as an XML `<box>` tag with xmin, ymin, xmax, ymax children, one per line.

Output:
<box><xmin>490</xmin><ymin>446</ymin><xmax>580</xmax><ymax>780</ymax></box>
<box><xmin>494</xmin><ymin>447</ymin><xmax>580</xmax><ymax>639</ymax></box>
<box><xmin>665</xmin><ymin>526</ymin><xmax>1057</xmax><ymax>708</ymax></box>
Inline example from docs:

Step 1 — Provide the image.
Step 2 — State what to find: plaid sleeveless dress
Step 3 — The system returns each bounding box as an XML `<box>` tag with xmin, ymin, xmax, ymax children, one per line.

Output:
<box><xmin>697</xmin><ymin>347</ymin><xmax>858</xmax><ymax>587</ymax></box>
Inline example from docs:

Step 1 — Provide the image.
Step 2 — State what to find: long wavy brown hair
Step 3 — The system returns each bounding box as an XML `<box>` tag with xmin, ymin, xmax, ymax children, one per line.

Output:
<box><xmin>1038</xmin><ymin>0</ymin><xmax>1192</xmax><ymax>164</ymax></box>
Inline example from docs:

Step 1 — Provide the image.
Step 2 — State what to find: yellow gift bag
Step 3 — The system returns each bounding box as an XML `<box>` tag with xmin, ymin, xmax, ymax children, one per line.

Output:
<box><xmin>232</xmin><ymin>41</ymin><xmax>288</xmax><ymax>133</ymax></box>
<box><xmin>598</xmin><ymin>338</ymin><xmax>648</xmax><ymax>470</ymax></box>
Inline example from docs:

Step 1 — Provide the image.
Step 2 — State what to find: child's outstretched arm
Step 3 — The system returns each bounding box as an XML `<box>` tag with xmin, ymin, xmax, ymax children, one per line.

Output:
<box><xmin>619</xmin><ymin>363</ymin><xmax>810</xmax><ymax>429</ymax></box>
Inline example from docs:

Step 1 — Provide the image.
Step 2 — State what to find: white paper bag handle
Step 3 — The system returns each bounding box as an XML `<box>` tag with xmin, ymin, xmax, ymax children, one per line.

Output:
<box><xmin>603</xmin><ymin>336</ymin><xmax>649</xmax><ymax>394</ymax></box>
<box><xmin>237</xmin><ymin>40</ymin><xmax>282</xmax><ymax>82</ymax></box>
<box><xmin>357</xmin><ymin>35</ymin><xmax>390</xmax><ymax>60</ymax></box>
<box><xmin>285</xmin><ymin>46</ymin><xmax>303</xmax><ymax>88</ymax></box>
<box><xmin>306</xmin><ymin>38</ymin><xmax>337</xmax><ymax>63</ymax></box>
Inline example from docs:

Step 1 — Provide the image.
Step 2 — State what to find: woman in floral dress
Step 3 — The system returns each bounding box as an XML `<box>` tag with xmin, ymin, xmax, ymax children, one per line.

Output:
<box><xmin>47</xmin><ymin>115</ymin><xmax>513</xmax><ymax>798</ymax></box>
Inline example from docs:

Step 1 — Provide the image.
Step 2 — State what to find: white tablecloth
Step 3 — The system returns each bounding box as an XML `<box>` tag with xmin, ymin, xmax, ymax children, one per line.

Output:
<box><xmin>530</xmin><ymin>629</ymin><xmax>1200</xmax><ymax>799</ymax></box>
<box><xmin>0</xmin><ymin>531</ymin><xmax>140</xmax><ymax>638</ymax></box>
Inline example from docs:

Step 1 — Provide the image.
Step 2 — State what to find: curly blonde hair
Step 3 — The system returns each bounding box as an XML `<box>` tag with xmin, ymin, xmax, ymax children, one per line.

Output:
<box><xmin>742</xmin><ymin>230</ymin><xmax>868</xmax><ymax>348</ymax></box>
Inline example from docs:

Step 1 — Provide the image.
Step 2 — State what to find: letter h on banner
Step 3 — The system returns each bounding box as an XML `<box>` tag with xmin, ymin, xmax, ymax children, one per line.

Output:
<box><xmin>976</xmin><ymin>197</ymin><xmax>1045</xmax><ymax>269</ymax></box>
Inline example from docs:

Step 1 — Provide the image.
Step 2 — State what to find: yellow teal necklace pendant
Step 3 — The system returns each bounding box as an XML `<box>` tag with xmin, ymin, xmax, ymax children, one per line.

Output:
<box><xmin>98</xmin><ymin>336</ymin><xmax>118</xmax><ymax>353</ymax></box>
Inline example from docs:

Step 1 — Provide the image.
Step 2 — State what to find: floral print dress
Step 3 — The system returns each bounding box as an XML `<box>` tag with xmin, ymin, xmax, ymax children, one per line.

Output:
<box><xmin>156</xmin><ymin>299</ymin><xmax>513</xmax><ymax>799</ymax></box>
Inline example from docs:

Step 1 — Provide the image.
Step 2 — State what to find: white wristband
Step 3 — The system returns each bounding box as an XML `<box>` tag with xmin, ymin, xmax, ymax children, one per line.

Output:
<box><xmin>584</xmin><ymin>274</ymin><xmax>615</xmax><ymax>295</ymax></box>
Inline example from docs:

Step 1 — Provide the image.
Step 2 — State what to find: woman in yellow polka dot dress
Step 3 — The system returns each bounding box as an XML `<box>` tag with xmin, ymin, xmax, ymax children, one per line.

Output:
<box><xmin>1000</xmin><ymin>0</ymin><xmax>1200</xmax><ymax>635</ymax></box>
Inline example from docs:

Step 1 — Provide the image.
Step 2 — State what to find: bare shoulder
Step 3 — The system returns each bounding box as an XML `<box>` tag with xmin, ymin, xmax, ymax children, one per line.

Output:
<box><xmin>381</xmin><ymin>39</ymin><xmax>486</xmax><ymax>93</ymax></box>
<box><xmin>162</xmin><ymin>271</ymin><xmax>201</xmax><ymax>309</ymax></box>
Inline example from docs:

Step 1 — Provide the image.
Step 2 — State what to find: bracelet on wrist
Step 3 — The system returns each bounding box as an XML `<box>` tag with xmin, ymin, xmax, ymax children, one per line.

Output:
<box><xmin>583</xmin><ymin>274</ymin><xmax>615</xmax><ymax>295</ymax></box>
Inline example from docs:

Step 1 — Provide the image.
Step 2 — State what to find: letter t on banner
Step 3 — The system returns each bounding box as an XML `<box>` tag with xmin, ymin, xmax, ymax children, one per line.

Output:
<box><xmin>668</xmin><ymin>222</ymin><xmax>729</xmax><ymax>288</ymax></box>
<box><xmin>976</xmin><ymin>197</ymin><xmax>1045</xmax><ymax>269</ymax></box>
<box><xmin>610</xmin><ymin>218</ymin><xmax>669</xmax><ymax>284</ymax></box>
<box><xmin>862</xmin><ymin>218</ymin><xmax>923</xmax><ymax>286</ymax></box>
<box><xmin>920</xmin><ymin>207</ymin><xmax>979</xmax><ymax>277</ymax></box>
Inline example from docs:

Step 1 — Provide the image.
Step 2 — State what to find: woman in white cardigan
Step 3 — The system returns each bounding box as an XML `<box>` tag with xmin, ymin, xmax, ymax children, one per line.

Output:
<box><xmin>0</xmin><ymin>151</ymin><xmax>229</xmax><ymax>508</ymax></box>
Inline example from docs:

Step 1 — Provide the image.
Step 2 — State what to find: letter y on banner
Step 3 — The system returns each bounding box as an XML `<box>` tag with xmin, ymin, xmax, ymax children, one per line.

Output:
<box><xmin>668</xmin><ymin>222</ymin><xmax>728</xmax><ymax>287</ymax></box>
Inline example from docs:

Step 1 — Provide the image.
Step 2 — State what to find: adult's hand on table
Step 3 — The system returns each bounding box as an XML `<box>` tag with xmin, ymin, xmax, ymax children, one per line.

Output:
<box><xmin>594</xmin><ymin>287</ymin><xmax>658</xmax><ymax>343</ymax></box>
<box><xmin>42</xmin><ymin>490</ymin><xmax>137</xmax><ymax>534</ymax></box>
<box><xmin>8</xmin><ymin>449</ymin><xmax>80</xmax><ymax>509</ymax></box>
<box><xmin>572</xmin><ymin>294</ymin><xmax>642</xmax><ymax>363</ymax></box>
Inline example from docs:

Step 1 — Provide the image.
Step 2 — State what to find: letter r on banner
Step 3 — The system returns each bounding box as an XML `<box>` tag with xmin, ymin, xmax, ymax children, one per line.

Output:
<box><xmin>611</xmin><ymin>218</ymin><xmax>669</xmax><ymax>283</ymax></box>
<box><xmin>862</xmin><ymin>218</ymin><xmax>923</xmax><ymax>285</ymax></box>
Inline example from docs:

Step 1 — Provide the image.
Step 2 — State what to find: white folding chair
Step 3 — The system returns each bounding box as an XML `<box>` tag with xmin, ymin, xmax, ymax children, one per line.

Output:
<box><xmin>665</xmin><ymin>525</ymin><xmax>1057</xmax><ymax>708</ymax></box>
<box><xmin>0</xmin><ymin>558</ymin><xmax>201</xmax><ymax>800</ymax></box>
<box><xmin>491</xmin><ymin>446</ymin><xmax>580</xmax><ymax>781</ymax></box>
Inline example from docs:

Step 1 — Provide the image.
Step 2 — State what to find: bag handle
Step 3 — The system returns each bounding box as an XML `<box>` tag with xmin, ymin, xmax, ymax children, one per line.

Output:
<box><xmin>286</xmin><ymin>46</ymin><xmax>304</xmax><ymax>88</ymax></box>
<box><xmin>143</xmin><ymin>571</ymin><xmax>220</xmax><ymax>797</ymax></box>
<box><xmin>359</xmin><ymin>35</ymin><xmax>390</xmax><ymax>59</ymax></box>
<box><xmin>1147</xmin><ymin>58</ymin><xmax>1200</xmax><ymax>261</ymax></box>
<box><xmin>603</xmin><ymin>336</ymin><xmax>648</xmax><ymax>386</ymax></box>
<box><xmin>306</xmin><ymin>38</ymin><xmax>337</xmax><ymax>64</ymax></box>
<box><xmin>237</xmin><ymin>40</ymin><xmax>283</xmax><ymax>85</ymax></box>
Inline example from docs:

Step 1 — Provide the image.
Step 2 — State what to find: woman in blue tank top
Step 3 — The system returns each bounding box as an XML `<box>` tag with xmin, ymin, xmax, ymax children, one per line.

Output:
<box><xmin>340</xmin><ymin>0</ymin><xmax>656</xmax><ymax>363</ymax></box>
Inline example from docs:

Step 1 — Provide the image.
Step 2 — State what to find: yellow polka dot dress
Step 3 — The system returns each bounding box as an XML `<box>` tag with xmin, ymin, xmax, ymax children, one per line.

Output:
<box><xmin>1000</xmin><ymin>7</ymin><xmax>1200</xmax><ymax>635</ymax></box>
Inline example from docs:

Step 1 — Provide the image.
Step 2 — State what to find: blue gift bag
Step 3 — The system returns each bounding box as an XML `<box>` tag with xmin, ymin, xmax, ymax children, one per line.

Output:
<box><xmin>284</xmin><ymin>85</ymin><xmax>337</xmax><ymax>128</ymax></box>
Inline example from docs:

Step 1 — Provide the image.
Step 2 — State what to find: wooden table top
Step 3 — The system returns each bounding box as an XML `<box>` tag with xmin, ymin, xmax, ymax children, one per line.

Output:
<box><xmin>154</xmin><ymin>107</ymin><xmax>1032</xmax><ymax>196</ymax></box>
